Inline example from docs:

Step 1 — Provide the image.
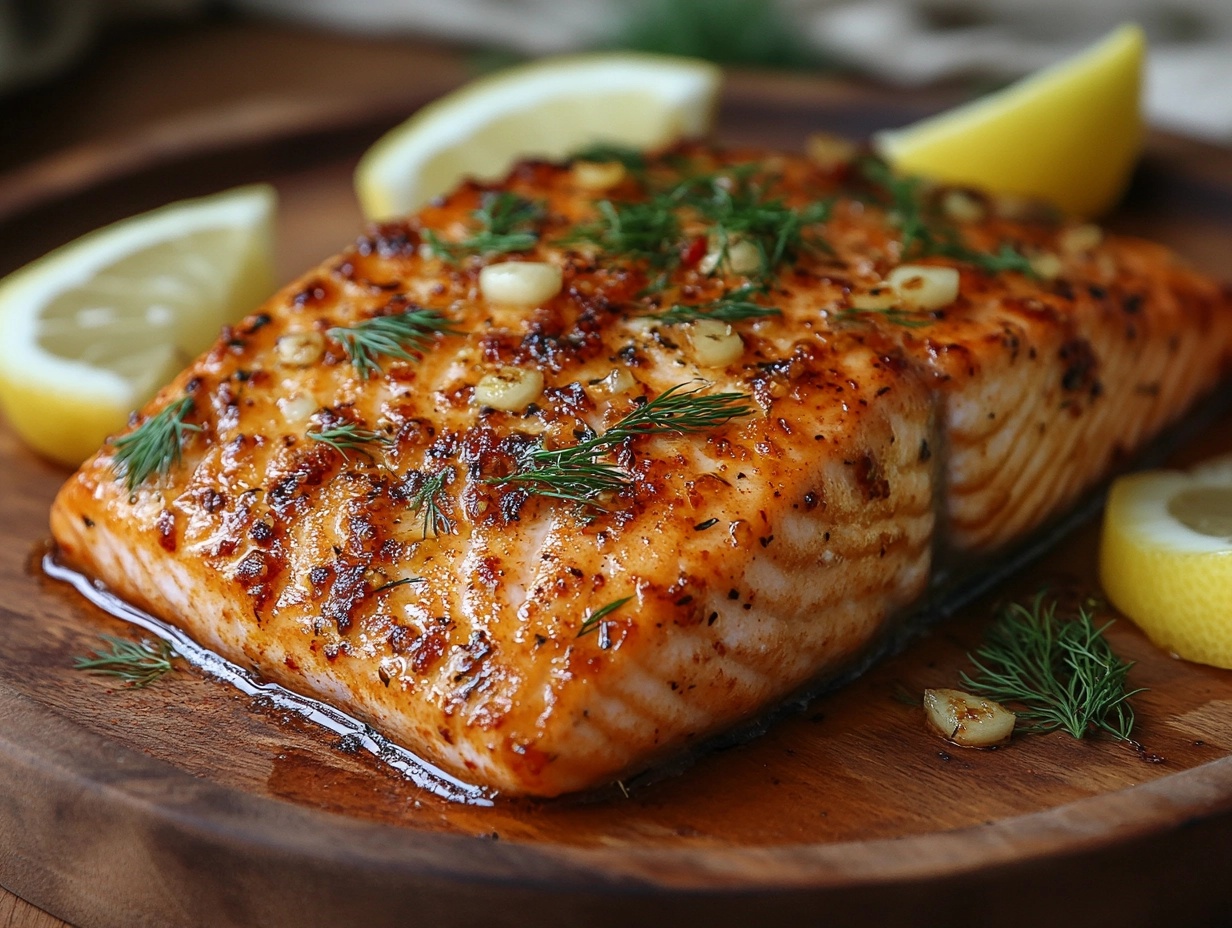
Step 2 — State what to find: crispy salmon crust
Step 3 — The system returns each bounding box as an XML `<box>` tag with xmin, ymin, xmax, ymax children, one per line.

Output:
<box><xmin>51</xmin><ymin>145</ymin><xmax>1232</xmax><ymax>796</ymax></box>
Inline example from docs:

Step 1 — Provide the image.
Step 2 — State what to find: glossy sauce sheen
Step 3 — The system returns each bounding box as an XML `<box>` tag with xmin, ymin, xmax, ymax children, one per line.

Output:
<box><xmin>50</xmin><ymin>145</ymin><xmax>1232</xmax><ymax>796</ymax></box>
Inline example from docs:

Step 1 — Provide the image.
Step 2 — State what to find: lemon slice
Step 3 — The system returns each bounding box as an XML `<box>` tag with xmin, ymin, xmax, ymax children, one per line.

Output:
<box><xmin>1100</xmin><ymin>455</ymin><xmax>1232</xmax><ymax>668</ymax></box>
<box><xmin>355</xmin><ymin>52</ymin><xmax>722</xmax><ymax>221</ymax></box>
<box><xmin>0</xmin><ymin>185</ymin><xmax>276</xmax><ymax>466</ymax></box>
<box><xmin>875</xmin><ymin>23</ymin><xmax>1145</xmax><ymax>218</ymax></box>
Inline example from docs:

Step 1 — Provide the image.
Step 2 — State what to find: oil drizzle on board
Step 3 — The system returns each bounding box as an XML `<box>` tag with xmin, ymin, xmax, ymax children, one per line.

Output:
<box><xmin>42</xmin><ymin>552</ymin><xmax>495</xmax><ymax>806</ymax></box>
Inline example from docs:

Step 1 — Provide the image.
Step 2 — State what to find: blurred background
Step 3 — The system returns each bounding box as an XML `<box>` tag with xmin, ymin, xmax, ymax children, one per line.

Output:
<box><xmin>2</xmin><ymin>0</ymin><xmax>1231</xmax><ymax>146</ymax></box>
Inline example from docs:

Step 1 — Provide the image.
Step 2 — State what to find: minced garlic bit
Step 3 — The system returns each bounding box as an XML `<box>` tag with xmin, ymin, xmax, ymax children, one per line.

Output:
<box><xmin>278</xmin><ymin>393</ymin><xmax>318</xmax><ymax>425</ymax></box>
<box><xmin>571</xmin><ymin>160</ymin><xmax>627</xmax><ymax>192</ymax></box>
<box><xmin>597</xmin><ymin>367</ymin><xmax>637</xmax><ymax>395</ymax></box>
<box><xmin>474</xmin><ymin>366</ymin><xmax>545</xmax><ymax>411</ymax></box>
<box><xmin>479</xmin><ymin>261</ymin><xmax>562</xmax><ymax>306</ymax></box>
<box><xmin>275</xmin><ymin>330</ymin><xmax>325</xmax><ymax>367</ymax></box>
<box><xmin>688</xmin><ymin>318</ymin><xmax>744</xmax><ymax>367</ymax></box>
<box><xmin>886</xmin><ymin>264</ymin><xmax>960</xmax><ymax>310</ymax></box>
<box><xmin>923</xmin><ymin>687</ymin><xmax>1016</xmax><ymax>747</ymax></box>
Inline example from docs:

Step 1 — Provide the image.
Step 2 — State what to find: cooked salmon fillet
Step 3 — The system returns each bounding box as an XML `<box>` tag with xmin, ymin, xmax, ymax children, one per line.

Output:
<box><xmin>50</xmin><ymin>144</ymin><xmax>1232</xmax><ymax>796</ymax></box>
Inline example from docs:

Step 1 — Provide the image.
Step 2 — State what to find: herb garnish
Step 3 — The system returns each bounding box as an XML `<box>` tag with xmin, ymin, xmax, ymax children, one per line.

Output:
<box><xmin>423</xmin><ymin>191</ymin><xmax>545</xmax><ymax>261</ymax></box>
<box><xmin>652</xmin><ymin>284</ymin><xmax>780</xmax><ymax>324</ymax></box>
<box><xmin>960</xmin><ymin>593</ymin><xmax>1143</xmax><ymax>742</ymax></box>
<box><xmin>73</xmin><ymin>634</ymin><xmax>176</xmax><ymax>688</ymax></box>
<box><xmin>405</xmin><ymin>467</ymin><xmax>455</xmax><ymax>539</ymax></box>
<box><xmin>493</xmin><ymin>382</ymin><xmax>753</xmax><ymax>507</ymax></box>
<box><xmin>111</xmin><ymin>395</ymin><xmax>201</xmax><ymax>492</ymax></box>
<box><xmin>579</xmin><ymin>596</ymin><xmax>634</xmax><ymax>637</ymax></box>
<box><xmin>307</xmin><ymin>423</ymin><xmax>390</xmax><ymax>460</ymax></box>
<box><xmin>327</xmin><ymin>308</ymin><xmax>458</xmax><ymax>379</ymax></box>
<box><xmin>571</xmin><ymin>143</ymin><xmax>648</xmax><ymax>175</ymax></box>
<box><xmin>861</xmin><ymin>158</ymin><xmax>1034</xmax><ymax>277</ymax></box>
<box><xmin>566</xmin><ymin>197</ymin><xmax>682</xmax><ymax>267</ymax></box>
<box><xmin>680</xmin><ymin>170</ymin><xmax>830</xmax><ymax>277</ymax></box>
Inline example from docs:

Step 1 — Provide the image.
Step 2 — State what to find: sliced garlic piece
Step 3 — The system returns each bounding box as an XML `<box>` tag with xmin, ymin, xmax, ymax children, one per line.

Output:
<box><xmin>887</xmin><ymin>264</ymin><xmax>959</xmax><ymax>310</ymax></box>
<box><xmin>688</xmin><ymin>318</ymin><xmax>744</xmax><ymax>367</ymax></box>
<box><xmin>479</xmin><ymin>261</ymin><xmax>562</xmax><ymax>307</ymax></box>
<box><xmin>474</xmin><ymin>366</ymin><xmax>545</xmax><ymax>411</ymax></box>
<box><xmin>700</xmin><ymin>238</ymin><xmax>762</xmax><ymax>276</ymax></box>
<box><xmin>1030</xmin><ymin>252</ymin><xmax>1065</xmax><ymax>280</ymax></box>
<box><xmin>276</xmin><ymin>330</ymin><xmax>325</xmax><ymax>367</ymax></box>
<box><xmin>923</xmin><ymin>688</ymin><xmax>1016</xmax><ymax>747</ymax></box>
<box><xmin>598</xmin><ymin>367</ymin><xmax>636</xmax><ymax>395</ymax></box>
<box><xmin>278</xmin><ymin>393</ymin><xmax>318</xmax><ymax>425</ymax></box>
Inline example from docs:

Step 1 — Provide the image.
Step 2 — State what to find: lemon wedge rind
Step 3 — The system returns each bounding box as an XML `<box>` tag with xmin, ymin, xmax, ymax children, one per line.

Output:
<box><xmin>355</xmin><ymin>52</ymin><xmax>722</xmax><ymax>221</ymax></box>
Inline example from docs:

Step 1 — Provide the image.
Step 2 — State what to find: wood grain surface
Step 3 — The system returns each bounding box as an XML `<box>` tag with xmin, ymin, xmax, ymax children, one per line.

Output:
<box><xmin>5</xmin><ymin>19</ymin><xmax>1232</xmax><ymax>928</ymax></box>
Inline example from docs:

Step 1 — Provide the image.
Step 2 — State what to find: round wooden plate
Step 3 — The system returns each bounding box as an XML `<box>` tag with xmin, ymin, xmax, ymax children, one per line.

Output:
<box><xmin>4</xmin><ymin>74</ymin><xmax>1232</xmax><ymax>928</ymax></box>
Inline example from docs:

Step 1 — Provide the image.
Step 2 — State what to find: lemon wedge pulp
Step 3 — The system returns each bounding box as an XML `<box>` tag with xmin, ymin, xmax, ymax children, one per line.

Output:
<box><xmin>0</xmin><ymin>185</ymin><xmax>276</xmax><ymax>466</ymax></box>
<box><xmin>1101</xmin><ymin>456</ymin><xmax>1232</xmax><ymax>669</ymax></box>
<box><xmin>355</xmin><ymin>52</ymin><xmax>721</xmax><ymax>221</ymax></box>
<box><xmin>875</xmin><ymin>23</ymin><xmax>1145</xmax><ymax>218</ymax></box>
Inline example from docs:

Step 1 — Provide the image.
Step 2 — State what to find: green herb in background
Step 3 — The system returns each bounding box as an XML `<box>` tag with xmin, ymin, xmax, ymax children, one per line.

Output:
<box><xmin>74</xmin><ymin>634</ymin><xmax>177</xmax><ymax>688</ymax></box>
<box><xmin>960</xmin><ymin>592</ymin><xmax>1144</xmax><ymax>742</ymax></box>
<box><xmin>611</xmin><ymin>0</ymin><xmax>825</xmax><ymax>70</ymax></box>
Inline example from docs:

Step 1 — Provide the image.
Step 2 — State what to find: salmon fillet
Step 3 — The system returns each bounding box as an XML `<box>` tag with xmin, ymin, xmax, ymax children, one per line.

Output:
<box><xmin>50</xmin><ymin>144</ymin><xmax>1232</xmax><ymax>796</ymax></box>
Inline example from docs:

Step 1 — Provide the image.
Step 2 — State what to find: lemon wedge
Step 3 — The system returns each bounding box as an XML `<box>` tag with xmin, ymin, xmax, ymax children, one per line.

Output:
<box><xmin>355</xmin><ymin>52</ymin><xmax>722</xmax><ymax>221</ymax></box>
<box><xmin>0</xmin><ymin>185</ymin><xmax>276</xmax><ymax>466</ymax></box>
<box><xmin>875</xmin><ymin>23</ymin><xmax>1145</xmax><ymax>218</ymax></box>
<box><xmin>1100</xmin><ymin>455</ymin><xmax>1232</xmax><ymax>668</ymax></box>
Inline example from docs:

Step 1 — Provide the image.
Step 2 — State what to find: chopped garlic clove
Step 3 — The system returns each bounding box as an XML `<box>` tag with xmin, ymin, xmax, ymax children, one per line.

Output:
<box><xmin>887</xmin><ymin>265</ymin><xmax>960</xmax><ymax>310</ymax></box>
<box><xmin>571</xmin><ymin>160</ymin><xmax>627</xmax><ymax>191</ymax></box>
<box><xmin>479</xmin><ymin>261</ymin><xmax>562</xmax><ymax>306</ymax></box>
<box><xmin>923</xmin><ymin>688</ymin><xmax>1016</xmax><ymax>747</ymax></box>
<box><xmin>1058</xmin><ymin>223</ymin><xmax>1104</xmax><ymax>255</ymax></box>
<box><xmin>474</xmin><ymin>366</ymin><xmax>545</xmax><ymax>411</ymax></box>
<box><xmin>700</xmin><ymin>238</ymin><xmax>762</xmax><ymax>276</ymax></box>
<box><xmin>688</xmin><ymin>318</ymin><xmax>744</xmax><ymax>367</ymax></box>
<box><xmin>941</xmin><ymin>190</ymin><xmax>986</xmax><ymax>224</ymax></box>
<box><xmin>276</xmin><ymin>330</ymin><xmax>325</xmax><ymax>367</ymax></box>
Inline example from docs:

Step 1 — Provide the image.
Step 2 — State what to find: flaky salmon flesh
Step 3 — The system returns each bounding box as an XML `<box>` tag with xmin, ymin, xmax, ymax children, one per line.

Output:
<box><xmin>51</xmin><ymin>144</ymin><xmax>1232</xmax><ymax>797</ymax></box>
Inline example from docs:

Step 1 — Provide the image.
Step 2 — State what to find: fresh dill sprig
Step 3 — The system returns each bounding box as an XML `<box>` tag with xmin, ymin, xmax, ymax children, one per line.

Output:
<box><xmin>493</xmin><ymin>382</ymin><xmax>753</xmax><ymax>506</ymax></box>
<box><xmin>111</xmin><ymin>395</ymin><xmax>201</xmax><ymax>492</ymax></box>
<box><xmin>571</xmin><ymin>143</ymin><xmax>648</xmax><ymax>174</ymax></box>
<box><xmin>652</xmin><ymin>284</ymin><xmax>781</xmax><ymax>324</ymax></box>
<box><xmin>960</xmin><ymin>592</ymin><xmax>1144</xmax><ymax>742</ymax></box>
<box><xmin>682</xmin><ymin>171</ymin><xmax>830</xmax><ymax>277</ymax></box>
<box><xmin>327</xmin><ymin>308</ymin><xmax>458</xmax><ymax>379</ymax></box>
<box><xmin>579</xmin><ymin>595</ymin><xmax>634</xmax><ymax>637</ymax></box>
<box><xmin>73</xmin><ymin>634</ymin><xmax>176</xmax><ymax>688</ymax></box>
<box><xmin>405</xmin><ymin>467</ymin><xmax>454</xmax><ymax>539</ymax></box>
<box><xmin>860</xmin><ymin>158</ymin><xmax>1035</xmax><ymax>277</ymax></box>
<box><xmin>307</xmin><ymin>423</ymin><xmax>390</xmax><ymax>460</ymax></box>
<box><xmin>423</xmin><ymin>191</ymin><xmax>545</xmax><ymax>261</ymax></box>
<box><xmin>565</xmin><ymin>197</ymin><xmax>682</xmax><ymax>267</ymax></box>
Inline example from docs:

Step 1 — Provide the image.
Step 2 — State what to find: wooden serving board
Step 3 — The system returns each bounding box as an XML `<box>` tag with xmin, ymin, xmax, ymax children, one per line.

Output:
<box><xmin>4</xmin><ymin>73</ymin><xmax>1232</xmax><ymax>928</ymax></box>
